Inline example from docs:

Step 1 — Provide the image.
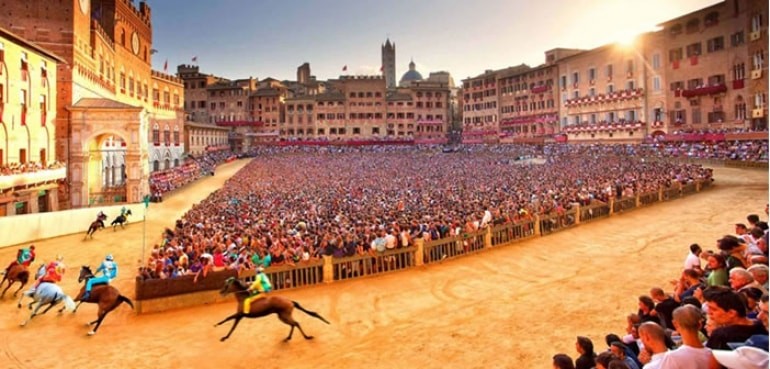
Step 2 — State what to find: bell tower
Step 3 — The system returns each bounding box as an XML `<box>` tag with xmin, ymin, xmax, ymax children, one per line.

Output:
<box><xmin>381</xmin><ymin>38</ymin><xmax>396</xmax><ymax>89</ymax></box>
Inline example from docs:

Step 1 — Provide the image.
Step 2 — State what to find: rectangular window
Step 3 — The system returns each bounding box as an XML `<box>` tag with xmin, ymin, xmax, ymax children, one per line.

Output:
<box><xmin>588</xmin><ymin>68</ymin><xmax>596</xmax><ymax>81</ymax></box>
<box><xmin>653</xmin><ymin>76</ymin><xmax>661</xmax><ymax>92</ymax></box>
<box><xmin>669</xmin><ymin>48</ymin><xmax>683</xmax><ymax>62</ymax></box>
<box><xmin>572</xmin><ymin>72</ymin><xmax>579</xmax><ymax>85</ymax></box>
<box><xmin>691</xmin><ymin>108</ymin><xmax>701</xmax><ymax>124</ymax></box>
<box><xmin>731</xmin><ymin>31</ymin><xmax>745</xmax><ymax>46</ymax></box>
<box><xmin>707</xmin><ymin>36</ymin><xmax>725</xmax><ymax>53</ymax></box>
<box><xmin>651</xmin><ymin>54</ymin><xmax>661</xmax><ymax>70</ymax></box>
<box><xmin>606</xmin><ymin>64</ymin><xmax>613</xmax><ymax>79</ymax></box>
<box><xmin>686</xmin><ymin>42</ymin><xmax>702</xmax><ymax>57</ymax></box>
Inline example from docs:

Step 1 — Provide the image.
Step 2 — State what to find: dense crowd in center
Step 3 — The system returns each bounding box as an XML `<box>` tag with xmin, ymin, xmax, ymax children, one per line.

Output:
<box><xmin>139</xmin><ymin>143</ymin><xmax>719</xmax><ymax>280</ymax></box>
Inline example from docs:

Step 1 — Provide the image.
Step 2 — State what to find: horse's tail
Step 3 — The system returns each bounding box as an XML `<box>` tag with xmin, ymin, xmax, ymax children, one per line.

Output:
<box><xmin>118</xmin><ymin>295</ymin><xmax>134</xmax><ymax>310</ymax></box>
<box><xmin>62</xmin><ymin>295</ymin><xmax>77</xmax><ymax>312</ymax></box>
<box><xmin>292</xmin><ymin>301</ymin><xmax>330</xmax><ymax>325</ymax></box>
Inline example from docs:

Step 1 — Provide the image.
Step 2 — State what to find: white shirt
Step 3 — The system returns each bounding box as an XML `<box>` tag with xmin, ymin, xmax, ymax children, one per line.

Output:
<box><xmin>656</xmin><ymin>345</ymin><xmax>712</xmax><ymax>369</ymax></box>
<box><xmin>642</xmin><ymin>351</ymin><xmax>667</xmax><ymax>369</ymax></box>
<box><xmin>684</xmin><ymin>252</ymin><xmax>700</xmax><ymax>270</ymax></box>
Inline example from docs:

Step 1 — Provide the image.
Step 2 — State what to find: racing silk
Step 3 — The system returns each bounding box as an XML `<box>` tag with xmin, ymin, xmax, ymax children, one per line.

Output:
<box><xmin>41</xmin><ymin>261</ymin><xmax>64</xmax><ymax>283</ymax></box>
<box><xmin>17</xmin><ymin>248</ymin><xmax>33</xmax><ymax>265</ymax></box>
<box><xmin>250</xmin><ymin>272</ymin><xmax>272</xmax><ymax>293</ymax></box>
<box><xmin>96</xmin><ymin>260</ymin><xmax>118</xmax><ymax>279</ymax></box>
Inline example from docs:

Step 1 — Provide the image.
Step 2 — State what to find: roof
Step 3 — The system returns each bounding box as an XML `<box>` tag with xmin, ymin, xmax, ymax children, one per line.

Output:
<box><xmin>386</xmin><ymin>92</ymin><xmax>412</xmax><ymax>101</ymax></box>
<box><xmin>656</xmin><ymin>1</ymin><xmax>723</xmax><ymax>27</ymax></box>
<box><xmin>70</xmin><ymin>98</ymin><xmax>141</xmax><ymax>110</ymax></box>
<box><xmin>0</xmin><ymin>26</ymin><xmax>66</xmax><ymax>64</ymax></box>
<box><xmin>252</xmin><ymin>88</ymin><xmax>281</xmax><ymax>97</ymax></box>
<box><xmin>315</xmin><ymin>91</ymin><xmax>346</xmax><ymax>102</ymax></box>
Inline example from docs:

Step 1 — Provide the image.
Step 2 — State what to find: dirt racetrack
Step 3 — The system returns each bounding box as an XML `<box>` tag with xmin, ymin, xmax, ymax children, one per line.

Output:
<box><xmin>0</xmin><ymin>160</ymin><xmax>767</xmax><ymax>369</ymax></box>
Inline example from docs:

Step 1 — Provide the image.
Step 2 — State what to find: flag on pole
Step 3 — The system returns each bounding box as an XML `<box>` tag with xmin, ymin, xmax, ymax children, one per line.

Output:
<box><xmin>192</xmin><ymin>56</ymin><xmax>198</xmax><ymax>63</ymax></box>
<box><xmin>163</xmin><ymin>59</ymin><xmax>168</xmax><ymax>72</ymax></box>
<box><xmin>342</xmin><ymin>65</ymin><xmax>347</xmax><ymax>72</ymax></box>
<box><xmin>143</xmin><ymin>194</ymin><xmax>151</xmax><ymax>208</ymax></box>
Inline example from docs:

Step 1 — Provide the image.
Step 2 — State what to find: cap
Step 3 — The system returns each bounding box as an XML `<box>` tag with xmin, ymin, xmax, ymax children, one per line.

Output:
<box><xmin>712</xmin><ymin>346</ymin><xmax>768</xmax><ymax>369</ymax></box>
<box><xmin>105</xmin><ymin>254</ymin><xmax>114</xmax><ymax>261</ymax></box>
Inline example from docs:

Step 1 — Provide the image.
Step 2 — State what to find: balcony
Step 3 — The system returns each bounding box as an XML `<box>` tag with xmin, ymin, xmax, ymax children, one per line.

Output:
<box><xmin>680</xmin><ymin>83</ymin><xmax>727</xmax><ymax>98</ymax></box>
<box><xmin>0</xmin><ymin>167</ymin><xmax>66</xmax><ymax>191</ymax></box>
<box><xmin>564</xmin><ymin>89</ymin><xmax>644</xmax><ymax>107</ymax></box>
<box><xmin>215</xmin><ymin>120</ymin><xmax>265</xmax><ymax>127</ymax></box>
<box><xmin>563</xmin><ymin>121</ymin><xmax>645</xmax><ymax>133</ymax></box>
<box><xmin>530</xmin><ymin>85</ymin><xmax>550</xmax><ymax>94</ymax></box>
<box><xmin>732</xmin><ymin>79</ymin><xmax>745</xmax><ymax>90</ymax></box>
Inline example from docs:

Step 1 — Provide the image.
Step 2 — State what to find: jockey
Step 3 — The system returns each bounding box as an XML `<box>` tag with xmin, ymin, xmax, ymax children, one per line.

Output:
<box><xmin>32</xmin><ymin>256</ymin><xmax>65</xmax><ymax>290</ymax></box>
<box><xmin>82</xmin><ymin>254</ymin><xmax>118</xmax><ymax>300</ymax></box>
<box><xmin>243</xmin><ymin>266</ymin><xmax>272</xmax><ymax>314</ymax></box>
<box><xmin>3</xmin><ymin>245</ymin><xmax>35</xmax><ymax>274</ymax></box>
<box><xmin>120</xmin><ymin>206</ymin><xmax>128</xmax><ymax>217</ymax></box>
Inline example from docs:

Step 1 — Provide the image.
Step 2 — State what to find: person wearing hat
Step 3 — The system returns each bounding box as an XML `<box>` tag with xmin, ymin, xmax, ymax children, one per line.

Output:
<box><xmin>242</xmin><ymin>266</ymin><xmax>272</xmax><ymax>314</ymax></box>
<box><xmin>3</xmin><ymin>245</ymin><xmax>36</xmax><ymax>275</ymax></box>
<box><xmin>82</xmin><ymin>254</ymin><xmax>118</xmax><ymax>301</ymax></box>
<box><xmin>711</xmin><ymin>335</ymin><xmax>769</xmax><ymax>369</ymax></box>
<box><xmin>32</xmin><ymin>255</ymin><xmax>66</xmax><ymax>291</ymax></box>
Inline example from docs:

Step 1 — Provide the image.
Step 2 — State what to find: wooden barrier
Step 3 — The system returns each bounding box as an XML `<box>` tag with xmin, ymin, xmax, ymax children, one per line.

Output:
<box><xmin>424</xmin><ymin>229</ymin><xmax>486</xmax><ymax>264</ymax></box>
<box><xmin>638</xmin><ymin>191</ymin><xmax>659</xmax><ymax>207</ymax></box>
<box><xmin>241</xmin><ymin>260</ymin><xmax>324</xmax><ymax>291</ymax></box>
<box><xmin>490</xmin><ymin>221</ymin><xmax>536</xmax><ymax>246</ymax></box>
<box><xmin>580</xmin><ymin>203</ymin><xmax>611</xmax><ymax>223</ymax></box>
<box><xmin>539</xmin><ymin>209</ymin><xmax>577</xmax><ymax>235</ymax></box>
<box><xmin>612</xmin><ymin>197</ymin><xmax>638</xmax><ymax>214</ymax></box>
<box><xmin>331</xmin><ymin>247</ymin><xmax>416</xmax><ymax>281</ymax></box>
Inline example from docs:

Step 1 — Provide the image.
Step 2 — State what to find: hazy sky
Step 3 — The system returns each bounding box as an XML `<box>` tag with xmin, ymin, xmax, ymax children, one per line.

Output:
<box><xmin>148</xmin><ymin>0</ymin><xmax>721</xmax><ymax>82</ymax></box>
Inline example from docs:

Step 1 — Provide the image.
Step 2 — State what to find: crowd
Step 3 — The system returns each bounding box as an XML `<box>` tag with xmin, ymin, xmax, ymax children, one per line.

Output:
<box><xmin>138</xmin><ymin>144</ymin><xmax>715</xmax><ymax>280</ymax></box>
<box><xmin>551</xmin><ymin>209</ymin><xmax>769</xmax><ymax>369</ymax></box>
<box><xmin>0</xmin><ymin>161</ymin><xmax>66</xmax><ymax>176</ymax></box>
<box><xmin>148</xmin><ymin>151</ymin><xmax>234</xmax><ymax>201</ymax></box>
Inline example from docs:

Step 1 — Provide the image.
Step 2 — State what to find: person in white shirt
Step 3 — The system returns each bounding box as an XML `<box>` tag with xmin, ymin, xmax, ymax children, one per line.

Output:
<box><xmin>638</xmin><ymin>322</ymin><xmax>668</xmax><ymax>369</ymax></box>
<box><xmin>683</xmin><ymin>243</ymin><xmax>702</xmax><ymax>271</ymax></box>
<box><xmin>657</xmin><ymin>305</ymin><xmax>712</xmax><ymax>369</ymax></box>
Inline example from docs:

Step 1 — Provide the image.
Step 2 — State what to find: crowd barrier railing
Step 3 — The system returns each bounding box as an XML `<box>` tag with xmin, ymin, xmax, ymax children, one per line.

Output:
<box><xmin>134</xmin><ymin>178</ymin><xmax>715</xmax><ymax>313</ymax></box>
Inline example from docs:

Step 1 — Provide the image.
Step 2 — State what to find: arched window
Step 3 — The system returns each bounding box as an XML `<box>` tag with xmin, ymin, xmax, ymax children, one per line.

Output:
<box><xmin>120</xmin><ymin>30</ymin><xmax>126</xmax><ymax>46</ymax></box>
<box><xmin>152</xmin><ymin>123</ymin><xmax>160</xmax><ymax>144</ymax></box>
<box><xmin>153</xmin><ymin>160</ymin><xmax>159</xmax><ymax>171</ymax></box>
<box><xmin>163</xmin><ymin>124</ymin><xmax>171</xmax><ymax>145</ymax></box>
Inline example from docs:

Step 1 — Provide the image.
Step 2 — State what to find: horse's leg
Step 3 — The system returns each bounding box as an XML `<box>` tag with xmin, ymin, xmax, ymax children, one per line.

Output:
<box><xmin>0</xmin><ymin>278</ymin><xmax>11</xmax><ymax>298</ymax></box>
<box><xmin>87</xmin><ymin>310</ymin><xmax>108</xmax><ymax>335</ymax></box>
<box><xmin>12</xmin><ymin>280</ymin><xmax>26</xmax><ymax>297</ymax></box>
<box><xmin>214</xmin><ymin>313</ymin><xmax>239</xmax><ymax>327</ymax></box>
<box><xmin>278</xmin><ymin>313</ymin><xmax>313</xmax><ymax>341</ymax></box>
<box><xmin>21</xmin><ymin>301</ymin><xmax>43</xmax><ymax>326</ymax></box>
<box><xmin>219</xmin><ymin>315</ymin><xmax>244</xmax><ymax>342</ymax></box>
<box><xmin>40</xmin><ymin>299</ymin><xmax>60</xmax><ymax>315</ymax></box>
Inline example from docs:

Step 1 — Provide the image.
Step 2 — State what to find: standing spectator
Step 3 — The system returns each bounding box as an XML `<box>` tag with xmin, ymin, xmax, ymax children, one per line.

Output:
<box><xmin>574</xmin><ymin>336</ymin><xmax>596</xmax><ymax>369</ymax></box>
<box><xmin>684</xmin><ymin>244</ymin><xmax>702</xmax><ymax>271</ymax></box>
<box><xmin>658</xmin><ymin>305</ymin><xmax>712</xmax><ymax>369</ymax></box>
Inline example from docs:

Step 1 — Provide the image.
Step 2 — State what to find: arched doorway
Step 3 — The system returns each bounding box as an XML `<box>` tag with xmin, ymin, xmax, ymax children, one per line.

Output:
<box><xmin>67</xmin><ymin>99</ymin><xmax>149</xmax><ymax>208</ymax></box>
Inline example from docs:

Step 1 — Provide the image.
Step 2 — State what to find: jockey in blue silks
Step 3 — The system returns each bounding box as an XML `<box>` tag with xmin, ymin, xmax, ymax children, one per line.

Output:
<box><xmin>82</xmin><ymin>254</ymin><xmax>118</xmax><ymax>300</ymax></box>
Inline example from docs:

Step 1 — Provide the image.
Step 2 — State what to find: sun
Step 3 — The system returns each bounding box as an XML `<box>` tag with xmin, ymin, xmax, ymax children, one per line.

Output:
<box><xmin>616</xmin><ymin>30</ymin><xmax>639</xmax><ymax>47</ymax></box>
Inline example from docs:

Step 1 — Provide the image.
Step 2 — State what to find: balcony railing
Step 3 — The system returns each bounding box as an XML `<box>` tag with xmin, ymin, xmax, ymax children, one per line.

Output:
<box><xmin>564</xmin><ymin>88</ymin><xmax>644</xmax><ymax>107</ymax></box>
<box><xmin>563</xmin><ymin>121</ymin><xmax>645</xmax><ymax>133</ymax></box>
<box><xmin>0</xmin><ymin>167</ymin><xmax>66</xmax><ymax>191</ymax></box>
<box><xmin>681</xmin><ymin>83</ymin><xmax>727</xmax><ymax>98</ymax></box>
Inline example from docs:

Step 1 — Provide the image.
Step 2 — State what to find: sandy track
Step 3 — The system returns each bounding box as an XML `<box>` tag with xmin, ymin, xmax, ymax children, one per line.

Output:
<box><xmin>0</xmin><ymin>163</ymin><xmax>766</xmax><ymax>369</ymax></box>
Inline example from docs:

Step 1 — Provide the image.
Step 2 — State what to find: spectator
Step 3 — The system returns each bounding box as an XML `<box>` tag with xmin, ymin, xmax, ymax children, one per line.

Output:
<box><xmin>552</xmin><ymin>353</ymin><xmax>576</xmax><ymax>369</ymax></box>
<box><xmin>637</xmin><ymin>322</ymin><xmax>668</xmax><ymax>369</ymax></box>
<box><xmin>658</xmin><ymin>305</ymin><xmax>712</xmax><ymax>368</ymax></box>
<box><xmin>703</xmin><ymin>287</ymin><xmax>767</xmax><ymax>350</ymax></box>
<box><xmin>574</xmin><ymin>336</ymin><xmax>596</xmax><ymax>369</ymax></box>
<box><xmin>650</xmin><ymin>287</ymin><xmax>679</xmax><ymax>330</ymax></box>
<box><xmin>684</xmin><ymin>244</ymin><xmax>702</xmax><ymax>271</ymax></box>
<box><xmin>609</xmin><ymin>342</ymin><xmax>641</xmax><ymax>369</ymax></box>
<box><xmin>705</xmin><ymin>253</ymin><xmax>729</xmax><ymax>287</ymax></box>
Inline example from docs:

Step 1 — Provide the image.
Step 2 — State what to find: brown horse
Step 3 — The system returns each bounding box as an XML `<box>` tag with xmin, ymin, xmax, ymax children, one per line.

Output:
<box><xmin>84</xmin><ymin>220</ymin><xmax>105</xmax><ymax>240</ymax></box>
<box><xmin>64</xmin><ymin>265</ymin><xmax>134</xmax><ymax>335</ymax></box>
<box><xmin>0</xmin><ymin>263</ymin><xmax>31</xmax><ymax>298</ymax></box>
<box><xmin>215</xmin><ymin>277</ymin><xmax>330</xmax><ymax>342</ymax></box>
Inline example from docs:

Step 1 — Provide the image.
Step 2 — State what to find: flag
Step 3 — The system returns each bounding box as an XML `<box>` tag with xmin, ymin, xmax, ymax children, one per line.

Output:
<box><xmin>163</xmin><ymin>59</ymin><xmax>168</xmax><ymax>72</ymax></box>
<box><xmin>143</xmin><ymin>195</ymin><xmax>151</xmax><ymax>208</ymax></box>
<box><xmin>342</xmin><ymin>65</ymin><xmax>347</xmax><ymax>72</ymax></box>
<box><xmin>192</xmin><ymin>56</ymin><xmax>198</xmax><ymax>63</ymax></box>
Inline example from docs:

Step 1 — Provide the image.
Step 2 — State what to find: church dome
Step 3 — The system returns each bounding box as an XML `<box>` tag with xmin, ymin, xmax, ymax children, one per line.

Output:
<box><xmin>399</xmin><ymin>60</ymin><xmax>423</xmax><ymax>86</ymax></box>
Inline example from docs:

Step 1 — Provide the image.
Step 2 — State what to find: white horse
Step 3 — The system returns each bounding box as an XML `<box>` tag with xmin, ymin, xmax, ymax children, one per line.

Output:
<box><xmin>17</xmin><ymin>279</ymin><xmax>76</xmax><ymax>326</ymax></box>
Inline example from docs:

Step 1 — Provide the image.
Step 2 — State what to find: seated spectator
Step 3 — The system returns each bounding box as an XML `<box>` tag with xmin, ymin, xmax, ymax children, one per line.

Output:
<box><xmin>552</xmin><ymin>353</ymin><xmax>576</xmax><ymax>369</ymax></box>
<box><xmin>705</xmin><ymin>253</ymin><xmax>729</xmax><ymax>287</ymax></box>
<box><xmin>650</xmin><ymin>287</ymin><xmax>679</xmax><ymax>330</ymax></box>
<box><xmin>595</xmin><ymin>351</ymin><xmax>617</xmax><ymax>369</ymax></box>
<box><xmin>609</xmin><ymin>342</ymin><xmax>641</xmax><ymax>369</ymax></box>
<box><xmin>637</xmin><ymin>322</ymin><xmax>667</xmax><ymax>369</ymax></box>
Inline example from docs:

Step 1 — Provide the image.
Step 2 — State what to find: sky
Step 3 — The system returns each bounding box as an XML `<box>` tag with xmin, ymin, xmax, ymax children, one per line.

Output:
<box><xmin>147</xmin><ymin>0</ymin><xmax>722</xmax><ymax>83</ymax></box>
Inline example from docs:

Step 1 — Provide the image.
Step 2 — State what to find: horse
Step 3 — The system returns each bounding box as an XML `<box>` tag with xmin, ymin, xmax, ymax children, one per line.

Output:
<box><xmin>17</xmin><ymin>281</ymin><xmax>76</xmax><ymax>326</ymax></box>
<box><xmin>65</xmin><ymin>265</ymin><xmax>134</xmax><ymax>335</ymax></box>
<box><xmin>215</xmin><ymin>277</ymin><xmax>330</xmax><ymax>342</ymax></box>
<box><xmin>111</xmin><ymin>209</ymin><xmax>133</xmax><ymax>231</ymax></box>
<box><xmin>85</xmin><ymin>214</ymin><xmax>107</xmax><ymax>240</ymax></box>
<box><xmin>0</xmin><ymin>263</ymin><xmax>31</xmax><ymax>298</ymax></box>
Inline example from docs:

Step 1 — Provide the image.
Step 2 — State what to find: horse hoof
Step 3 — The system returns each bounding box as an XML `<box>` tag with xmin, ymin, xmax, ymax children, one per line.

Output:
<box><xmin>16</xmin><ymin>304</ymin><xmax>21</xmax><ymax>309</ymax></box>
<box><xmin>305</xmin><ymin>336</ymin><xmax>314</xmax><ymax>340</ymax></box>
<box><xmin>87</xmin><ymin>331</ymin><xmax>96</xmax><ymax>336</ymax></box>
<box><xmin>220</xmin><ymin>337</ymin><xmax>227</xmax><ymax>342</ymax></box>
<box><xmin>85</xmin><ymin>322</ymin><xmax>91</xmax><ymax>327</ymax></box>
<box><xmin>20</xmin><ymin>322</ymin><xmax>26</xmax><ymax>327</ymax></box>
